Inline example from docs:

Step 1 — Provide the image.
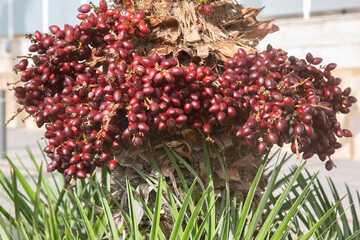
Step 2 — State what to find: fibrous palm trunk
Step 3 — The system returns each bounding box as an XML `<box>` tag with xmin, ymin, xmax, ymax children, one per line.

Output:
<box><xmin>113</xmin><ymin>128</ymin><xmax>267</xmax><ymax>235</ymax></box>
<box><xmin>110</xmin><ymin>0</ymin><xmax>277</xmax><ymax>235</ymax></box>
<box><xmin>113</xmin><ymin>0</ymin><xmax>278</xmax><ymax>73</ymax></box>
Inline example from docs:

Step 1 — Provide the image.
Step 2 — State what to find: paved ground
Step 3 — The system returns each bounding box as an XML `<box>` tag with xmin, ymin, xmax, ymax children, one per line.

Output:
<box><xmin>1</xmin><ymin>127</ymin><xmax>360</xmax><ymax>226</ymax></box>
<box><xmin>1</xmin><ymin>128</ymin><xmax>44</xmax><ymax>173</ymax></box>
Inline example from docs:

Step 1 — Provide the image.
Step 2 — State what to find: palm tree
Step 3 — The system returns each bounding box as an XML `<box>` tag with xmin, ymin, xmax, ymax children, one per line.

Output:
<box><xmin>109</xmin><ymin>0</ymin><xmax>278</xmax><ymax>234</ymax></box>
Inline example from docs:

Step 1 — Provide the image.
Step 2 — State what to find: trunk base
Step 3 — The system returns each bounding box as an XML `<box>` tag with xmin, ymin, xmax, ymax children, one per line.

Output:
<box><xmin>111</xmin><ymin>128</ymin><xmax>267</xmax><ymax>236</ymax></box>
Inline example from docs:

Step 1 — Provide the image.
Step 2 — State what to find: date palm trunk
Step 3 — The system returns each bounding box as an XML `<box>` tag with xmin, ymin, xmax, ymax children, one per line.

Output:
<box><xmin>110</xmin><ymin>0</ymin><xmax>277</xmax><ymax>235</ymax></box>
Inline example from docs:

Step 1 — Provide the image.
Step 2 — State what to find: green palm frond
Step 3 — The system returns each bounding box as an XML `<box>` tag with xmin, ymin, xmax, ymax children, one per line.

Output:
<box><xmin>266</xmin><ymin>161</ymin><xmax>360</xmax><ymax>240</ymax></box>
<box><xmin>0</xmin><ymin>144</ymin><xmax>359</xmax><ymax>239</ymax></box>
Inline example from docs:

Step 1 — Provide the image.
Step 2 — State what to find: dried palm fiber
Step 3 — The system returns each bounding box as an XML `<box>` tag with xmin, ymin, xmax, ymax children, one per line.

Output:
<box><xmin>109</xmin><ymin>0</ymin><xmax>277</xmax><ymax>235</ymax></box>
<box><xmin>111</xmin><ymin>0</ymin><xmax>278</xmax><ymax>72</ymax></box>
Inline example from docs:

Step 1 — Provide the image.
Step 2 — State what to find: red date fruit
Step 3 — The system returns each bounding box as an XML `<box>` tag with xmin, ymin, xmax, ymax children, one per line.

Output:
<box><xmin>108</xmin><ymin>160</ymin><xmax>117</xmax><ymax>171</ymax></box>
<box><xmin>258</xmin><ymin>141</ymin><xmax>267</xmax><ymax>153</ymax></box>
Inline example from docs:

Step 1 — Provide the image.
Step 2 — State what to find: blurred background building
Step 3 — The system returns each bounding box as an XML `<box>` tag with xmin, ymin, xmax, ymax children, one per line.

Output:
<box><xmin>0</xmin><ymin>0</ymin><xmax>360</xmax><ymax>161</ymax></box>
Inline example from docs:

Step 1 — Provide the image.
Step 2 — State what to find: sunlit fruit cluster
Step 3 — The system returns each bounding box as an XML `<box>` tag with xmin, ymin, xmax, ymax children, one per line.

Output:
<box><xmin>224</xmin><ymin>46</ymin><xmax>356</xmax><ymax>171</ymax></box>
<box><xmin>11</xmin><ymin>0</ymin><xmax>356</xmax><ymax>182</ymax></box>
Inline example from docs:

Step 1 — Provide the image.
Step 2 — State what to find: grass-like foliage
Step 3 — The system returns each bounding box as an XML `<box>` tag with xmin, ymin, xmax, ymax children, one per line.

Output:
<box><xmin>0</xmin><ymin>142</ymin><xmax>359</xmax><ymax>239</ymax></box>
<box><xmin>267</xmin><ymin>164</ymin><xmax>360</xmax><ymax>239</ymax></box>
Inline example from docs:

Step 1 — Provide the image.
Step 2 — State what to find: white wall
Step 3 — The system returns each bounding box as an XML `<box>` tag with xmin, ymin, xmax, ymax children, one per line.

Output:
<box><xmin>258</xmin><ymin>12</ymin><xmax>360</xmax><ymax>69</ymax></box>
<box><xmin>239</xmin><ymin>0</ymin><xmax>360</xmax><ymax>18</ymax></box>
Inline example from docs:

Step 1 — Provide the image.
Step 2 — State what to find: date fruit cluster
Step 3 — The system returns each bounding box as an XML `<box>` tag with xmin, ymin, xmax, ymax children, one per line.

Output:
<box><xmin>223</xmin><ymin>46</ymin><xmax>356</xmax><ymax>171</ymax></box>
<box><xmin>11</xmin><ymin>1</ymin><xmax>356</xmax><ymax>181</ymax></box>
